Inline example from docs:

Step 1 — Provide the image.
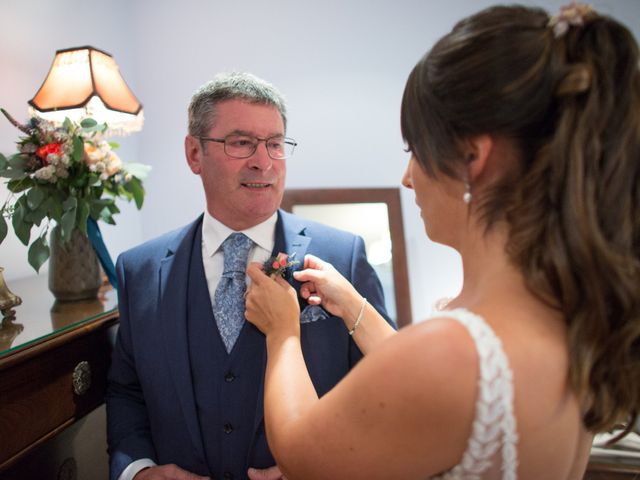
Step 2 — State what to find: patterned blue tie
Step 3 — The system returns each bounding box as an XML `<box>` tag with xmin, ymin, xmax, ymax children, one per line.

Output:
<box><xmin>214</xmin><ymin>233</ymin><xmax>254</xmax><ymax>353</ymax></box>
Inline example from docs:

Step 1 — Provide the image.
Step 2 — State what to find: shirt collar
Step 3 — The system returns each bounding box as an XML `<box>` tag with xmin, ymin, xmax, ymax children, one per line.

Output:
<box><xmin>202</xmin><ymin>210</ymin><xmax>278</xmax><ymax>257</ymax></box>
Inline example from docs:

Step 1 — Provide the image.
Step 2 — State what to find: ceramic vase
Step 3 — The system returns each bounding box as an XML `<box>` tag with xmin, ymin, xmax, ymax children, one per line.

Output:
<box><xmin>48</xmin><ymin>226</ymin><xmax>101</xmax><ymax>301</ymax></box>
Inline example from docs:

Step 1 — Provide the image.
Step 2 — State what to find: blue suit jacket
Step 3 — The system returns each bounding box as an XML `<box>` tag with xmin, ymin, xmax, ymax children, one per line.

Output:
<box><xmin>106</xmin><ymin>210</ymin><xmax>392</xmax><ymax>479</ymax></box>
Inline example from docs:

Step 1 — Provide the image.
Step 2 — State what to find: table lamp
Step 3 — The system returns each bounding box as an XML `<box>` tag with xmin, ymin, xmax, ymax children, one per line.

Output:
<box><xmin>28</xmin><ymin>46</ymin><xmax>143</xmax><ymax>135</ymax></box>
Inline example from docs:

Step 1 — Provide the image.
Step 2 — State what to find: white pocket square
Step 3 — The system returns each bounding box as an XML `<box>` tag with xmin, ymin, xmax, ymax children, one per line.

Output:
<box><xmin>300</xmin><ymin>305</ymin><xmax>329</xmax><ymax>324</ymax></box>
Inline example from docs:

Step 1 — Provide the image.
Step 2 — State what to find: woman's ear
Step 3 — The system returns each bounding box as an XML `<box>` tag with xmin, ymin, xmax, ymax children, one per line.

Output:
<box><xmin>463</xmin><ymin>135</ymin><xmax>493</xmax><ymax>182</ymax></box>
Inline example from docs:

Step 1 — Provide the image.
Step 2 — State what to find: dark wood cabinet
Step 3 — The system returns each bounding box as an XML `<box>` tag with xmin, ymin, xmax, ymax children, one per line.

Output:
<box><xmin>0</xmin><ymin>274</ymin><xmax>117</xmax><ymax>476</ymax></box>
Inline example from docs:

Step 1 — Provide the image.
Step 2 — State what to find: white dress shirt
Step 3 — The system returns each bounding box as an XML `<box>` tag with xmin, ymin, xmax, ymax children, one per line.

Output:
<box><xmin>117</xmin><ymin>211</ymin><xmax>278</xmax><ymax>480</ymax></box>
<box><xmin>201</xmin><ymin>210</ymin><xmax>277</xmax><ymax>309</ymax></box>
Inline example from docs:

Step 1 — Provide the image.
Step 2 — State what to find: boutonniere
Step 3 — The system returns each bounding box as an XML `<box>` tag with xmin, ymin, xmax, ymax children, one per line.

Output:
<box><xmin>263</xmin><ymin>252</ymin><xmax>299</xmax><ymax>278</ymax></box>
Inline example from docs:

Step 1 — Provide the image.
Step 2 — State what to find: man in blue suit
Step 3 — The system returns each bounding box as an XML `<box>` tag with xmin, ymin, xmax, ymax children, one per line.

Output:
<box><xmin>106</xmin><ymin>72</ymin><xmax>393</xmax><ymax>480</ymax></box>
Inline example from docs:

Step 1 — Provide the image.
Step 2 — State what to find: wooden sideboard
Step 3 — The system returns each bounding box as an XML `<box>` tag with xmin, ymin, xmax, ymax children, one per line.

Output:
<box><xmin>0</xmin><ymin>274</ymin><xmax>118</xmax><ymax>477</ymax></box>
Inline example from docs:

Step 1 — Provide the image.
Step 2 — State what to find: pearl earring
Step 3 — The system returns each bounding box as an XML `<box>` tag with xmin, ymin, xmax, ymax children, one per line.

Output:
<box><xmin>463</xmin><ymin>183</ymin><xmax>472</xmax><ymax>204</ymax></box>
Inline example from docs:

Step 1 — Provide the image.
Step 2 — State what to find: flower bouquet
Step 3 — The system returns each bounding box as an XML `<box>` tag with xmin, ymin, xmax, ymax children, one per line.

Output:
<box><xmin>0</xmin><ymin>109</ymin><xmax>150</xmax><ymax>272</ymax></box>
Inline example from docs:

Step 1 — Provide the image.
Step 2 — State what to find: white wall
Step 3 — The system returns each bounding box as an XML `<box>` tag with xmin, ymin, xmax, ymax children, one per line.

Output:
<box><xmin>0</xmin><ymin>0</ymin><xmax>143</xmax><ymax>280</ymax></box>
<box><xmin>2</xmin><ymin>0</ymin><xmax>639</xmax><ymax>322</ymax></box>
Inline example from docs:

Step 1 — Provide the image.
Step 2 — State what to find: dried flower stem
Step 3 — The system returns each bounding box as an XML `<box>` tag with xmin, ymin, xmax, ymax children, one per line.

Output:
<box><xmin>1</xmin><ymin>108</ymin><xmax>31</xmax><ymax>135</ymax></box>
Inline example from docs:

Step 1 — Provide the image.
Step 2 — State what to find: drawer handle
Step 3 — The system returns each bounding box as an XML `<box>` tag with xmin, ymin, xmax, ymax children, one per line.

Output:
<box><xmin>72</xmin><ymin>361</ymin><xmax>92</xmax><ymax>396</ymax></box>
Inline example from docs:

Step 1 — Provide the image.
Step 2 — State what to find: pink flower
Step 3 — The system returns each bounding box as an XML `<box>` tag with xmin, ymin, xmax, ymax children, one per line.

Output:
<box><xmin>263</xmin><ymin>252</ymin><xmax>299</xmax><ymax>278</ymax></box>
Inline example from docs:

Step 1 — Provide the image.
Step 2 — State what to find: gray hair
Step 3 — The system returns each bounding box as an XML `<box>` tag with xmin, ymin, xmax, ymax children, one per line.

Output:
<box><xmin>187</xmin><ymin>72</ymin><xmax>287</xmax><ymax>137</ymax></box>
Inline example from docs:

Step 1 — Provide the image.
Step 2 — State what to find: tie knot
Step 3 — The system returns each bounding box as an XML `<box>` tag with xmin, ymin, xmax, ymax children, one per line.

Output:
<box><xmin>221</xmin><ymin>233</ymin><xmax>253</xmax><ymax>275</ymax></box>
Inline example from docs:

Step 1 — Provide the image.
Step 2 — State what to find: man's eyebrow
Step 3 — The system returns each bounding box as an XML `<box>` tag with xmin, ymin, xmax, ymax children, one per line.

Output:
<box><xmin>226</xmin><ymin>129</ymin><xmax>285</xmax><ymax>138</ymax></box>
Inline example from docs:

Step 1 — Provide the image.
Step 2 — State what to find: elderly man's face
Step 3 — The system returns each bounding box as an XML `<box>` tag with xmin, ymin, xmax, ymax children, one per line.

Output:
<box><xmin>186</xmin><ymin>99</ymin><xmax>287</xmax><ymax>230</ymax></box>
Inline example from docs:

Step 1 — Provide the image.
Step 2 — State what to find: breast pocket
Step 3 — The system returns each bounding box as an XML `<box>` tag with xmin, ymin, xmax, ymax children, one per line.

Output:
<box><xmin>300</xmin><ymin>305</ymin><xmax>330</xmax><ymax>324</ymax></box>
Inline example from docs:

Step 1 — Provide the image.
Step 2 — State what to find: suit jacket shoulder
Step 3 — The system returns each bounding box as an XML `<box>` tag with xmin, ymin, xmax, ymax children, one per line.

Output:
<box><xmin>117</xmin><ymin>215</ymin><xmax>203</xmax><ymax>274</ymax></box>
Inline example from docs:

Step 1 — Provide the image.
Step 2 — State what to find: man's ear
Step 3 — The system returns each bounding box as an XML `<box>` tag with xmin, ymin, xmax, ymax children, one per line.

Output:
<box><xmin>463</xmin><ymin>134</ymin><xmax>493</xmax><ymax>182</ymax></box>
<box><xmin>185</xmin><ymin>135</ymin><xmax>203</xmax><ymax>174</ymax></box>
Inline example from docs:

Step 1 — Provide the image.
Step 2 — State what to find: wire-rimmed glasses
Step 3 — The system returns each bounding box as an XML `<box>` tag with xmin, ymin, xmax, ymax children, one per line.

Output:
<box><xmin>198</xmin><ymin>134</ymin><xmax>297</xmax><ymax>160</ymax></box>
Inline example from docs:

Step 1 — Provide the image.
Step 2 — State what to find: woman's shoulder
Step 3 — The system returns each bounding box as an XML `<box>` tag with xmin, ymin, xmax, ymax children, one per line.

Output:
<box><xmin>392</xmin><ymin>311</ymin><xmax>482</xmax><ymax>361</ymax></box>
<box><xmin>396</xmin><ymin>307</ymin><xmax>495</xmax><ymax>356</ymax></box>
<box><xmin>336</xmin><ymin>311</ymin><xmax>485</xmax><ymax>475</ymax></box>
<box><xmin>367</xmin><ymin>312</ymin><xmax>483</xmax><ymax>399</ymax></box>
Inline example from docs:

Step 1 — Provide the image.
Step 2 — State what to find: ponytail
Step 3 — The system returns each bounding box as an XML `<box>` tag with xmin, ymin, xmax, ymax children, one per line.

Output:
<box><xmin>509</xmin><ymin>13</ymin><xmax>640</xmax><ymax>432</ymax></box>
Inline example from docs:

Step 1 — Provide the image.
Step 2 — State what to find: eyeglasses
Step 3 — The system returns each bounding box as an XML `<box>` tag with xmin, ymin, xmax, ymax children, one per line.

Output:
<box><xmin>198</xmin><ymin>134</ymin><xmax>297</xmax><ymax>160</ymax></box>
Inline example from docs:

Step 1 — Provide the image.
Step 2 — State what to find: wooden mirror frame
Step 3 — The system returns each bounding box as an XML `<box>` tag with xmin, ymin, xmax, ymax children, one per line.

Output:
<box><xmin>281</xmin><ymin>187</ymin><xmax>412</xmax><ymax>328</ymax></box>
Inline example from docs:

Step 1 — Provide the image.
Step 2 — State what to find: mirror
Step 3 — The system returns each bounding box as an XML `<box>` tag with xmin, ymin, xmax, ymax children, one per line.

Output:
<box><xmin>282</xmin><ymin>188</ymin><xmax>412</xmax><ymax>328</ymax></box>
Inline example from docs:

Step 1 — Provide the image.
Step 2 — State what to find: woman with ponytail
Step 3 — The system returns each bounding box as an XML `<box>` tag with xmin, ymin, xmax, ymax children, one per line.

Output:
<box><xmin>244</xmin><ymin>4</ymin><xmax>640</xmax><ymax>479</ymax></box>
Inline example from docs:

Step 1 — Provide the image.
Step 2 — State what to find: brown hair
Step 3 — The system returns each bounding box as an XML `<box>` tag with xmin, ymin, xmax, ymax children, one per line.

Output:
<box><xmin>401</xmin><ymin>5</ymin><xmax>640</xmax><ymax>432</ymax></box>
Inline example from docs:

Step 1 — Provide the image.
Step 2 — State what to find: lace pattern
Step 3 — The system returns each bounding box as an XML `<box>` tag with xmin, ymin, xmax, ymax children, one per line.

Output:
<box><xmin>429</xmin><ymin>308</ymin><xmax>518</xmax><ymax>480</ymax></box>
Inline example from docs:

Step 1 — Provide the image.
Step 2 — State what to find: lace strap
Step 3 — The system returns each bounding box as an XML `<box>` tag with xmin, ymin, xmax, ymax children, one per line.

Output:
<box><xmin>432</xmin><ymin>308</ymin><xmax>518</xmax><ymax>480</ymax></box>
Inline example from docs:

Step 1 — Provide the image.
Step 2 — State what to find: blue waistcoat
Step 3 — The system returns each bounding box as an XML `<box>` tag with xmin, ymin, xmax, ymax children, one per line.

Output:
<box><xmin>187</xmin><ymin>226</ymin><xmax>273</xmax><ymax>479</ymax></box>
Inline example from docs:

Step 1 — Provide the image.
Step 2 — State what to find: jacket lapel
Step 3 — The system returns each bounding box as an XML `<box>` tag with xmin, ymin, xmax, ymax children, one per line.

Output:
<box><xmin>252</xmin><ymin>210</ymin><xmax>312</xmax><ymax>436</ymax></box>
<box><xmin>159</xmin><ymin>216</ymin><xmax>207</xmax><ymax>463</ymax></box>
<box><xmin>272</xmin><ymin>210</ymin><xmax>311</xmax><ymax>287</ymax></box>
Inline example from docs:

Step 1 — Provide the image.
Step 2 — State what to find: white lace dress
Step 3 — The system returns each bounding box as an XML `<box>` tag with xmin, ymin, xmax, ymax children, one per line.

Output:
<box><xmin>429</xmin><ymin>308</ymin><xmax>519</xmax><ymax>480</ymax></box>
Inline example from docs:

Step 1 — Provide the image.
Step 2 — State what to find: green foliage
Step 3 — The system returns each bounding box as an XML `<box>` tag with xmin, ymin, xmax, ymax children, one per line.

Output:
<box><xmin>80</xmin><ymin>118</ymin><xmax>98</xmax><ymax>129</ymax></box>
<box><xmin>0</xmin><ymin>114</ymin><xmax>151</xmax><ymax>271</ymax></box>
<box><xmin>28</xmin><ymin>235</ymin><xmax>49</xmax><ymax>272</ymax></box>
<box><xmin>0</xmin><ymin>214</ymin><xmax>7</xmax><ymax>243</ymax></box>
<box><xmin>12</xmin><ymin>196</ymin><xmax>32</xmax><ymax>245</ymax></box>
<box><xmin>72</xmin><ymin>135</ymin><xmax>84</xmax><ymax>162</ymax></box>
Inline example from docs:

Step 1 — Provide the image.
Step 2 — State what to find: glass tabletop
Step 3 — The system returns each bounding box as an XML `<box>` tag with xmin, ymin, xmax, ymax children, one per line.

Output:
<box><xmin>0</xmin><ymin>274</ymin><xmax>118</xmax><ymax>358</ymax></box>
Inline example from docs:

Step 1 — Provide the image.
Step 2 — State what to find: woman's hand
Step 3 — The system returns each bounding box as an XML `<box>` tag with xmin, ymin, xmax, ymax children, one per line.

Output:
<box><xmin>245</xmin><ymin>262</ymin><xmax>300</xmax><ymax>338</ymax></box>
<box><xmin>293</xmin><ymin>254</ymin><xmax>362</xmax><ymax>319</ymax></box>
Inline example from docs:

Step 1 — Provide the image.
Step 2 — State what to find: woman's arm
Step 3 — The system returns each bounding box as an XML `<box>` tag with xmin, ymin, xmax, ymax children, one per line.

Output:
<box><xmin>245</xmin><ymin>267</ymin><xmax>478</xmax><ymax>479</ymax></box>
<box><xmin>294</xmin><ymin>254</ymin><xmax>396</xmax><ymax>354</ymax></box>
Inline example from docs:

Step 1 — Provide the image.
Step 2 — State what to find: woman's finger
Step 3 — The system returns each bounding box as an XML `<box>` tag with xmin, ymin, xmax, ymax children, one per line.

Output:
<box><xmin>293</xmin><ymin>267</ymin><xmax>325</xmax><ymax>284</ymax></box>
<box><xmin>302</xmin><ymin>253</ymin><xmax>326</xmax><ymax>270</ymax></box>
<box><xmin>307</xmin><ymin>295</ymin><xmax>322</xmax><ymax>305</ymax></box>
<box><xmin>298</xmin><ymin>282</ymin><xmax>315</xmax><ymax>299</ymax></box>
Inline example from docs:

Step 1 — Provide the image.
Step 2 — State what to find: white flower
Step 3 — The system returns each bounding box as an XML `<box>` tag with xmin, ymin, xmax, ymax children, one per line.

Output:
<box><xmin>53</xmin><ymin>131</ymin><xmax>69</xmax><ymax>143</ymax></box>
<box><xmin>84</xmin><ymin>143</ymin><xmax>107</xmax><ymax>165</ymax></box>
<box><xmin>20</xmin><ymin>143</ymin><xmax>37</xmax><ymax>154</ymax></box>
<box><xmin>99</xmin><ymin>172</ymin><xmax>109</xmax><ymax>181</ymax></box>
<box><xmin>62</xmin><ymin>142</ymin><xmax>74</xmax><ymax>155</ymax></box>
<box><xmin>39</xmin><ymin>120</ymin><xmax>56</xmax><ymax>134</ymax></box>
<box><xmin>55</xmin><ymin>163</ymin><xmax>69</xmax><ymax>179</ymax></box>
<box><xmin>106</xmin><ymin>151</ymin><xmax>122</xmax><ymax>176</ymax></box>
<box><xmin>34</xmin><ymin>165</ymin><xmax>56</xmax><ymax>182</ymax></box>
